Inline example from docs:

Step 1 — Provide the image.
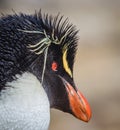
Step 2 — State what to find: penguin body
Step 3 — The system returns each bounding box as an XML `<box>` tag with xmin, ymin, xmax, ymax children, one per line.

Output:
<box><xmin>0</xmin><ymin>72</ymin><xmax>50</xmax><ymax>130</ymax></box>
<box><xmin>0</xmin><ymin>11</ymin><xmax>91</xmax><ymax>130</ymax></box>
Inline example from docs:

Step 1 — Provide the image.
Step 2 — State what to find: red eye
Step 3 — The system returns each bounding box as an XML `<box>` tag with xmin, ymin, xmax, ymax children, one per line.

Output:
<box><xmin>52</xmin><ymin>61</ymin><xmax>58</xmax><ymax>71</ymax></box>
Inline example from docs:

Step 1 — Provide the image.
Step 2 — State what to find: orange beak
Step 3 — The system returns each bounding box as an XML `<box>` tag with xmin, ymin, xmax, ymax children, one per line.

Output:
<box><xmin>62</xmin><ymin>78</ymin><xmax>92</xmax><ymax>122</ymax></box>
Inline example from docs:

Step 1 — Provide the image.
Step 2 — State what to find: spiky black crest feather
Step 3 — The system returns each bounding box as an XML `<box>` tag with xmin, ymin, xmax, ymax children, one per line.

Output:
<box><xmin>39</xmin><ymin>11</ymin><xmax>78</xmax><ymax>51</ymax></box>
<box><xmin>16</xmin><ymin>11</ymin><xmax>79</xmax><ymax>56</ymax></box>
<box><xmin>0</xmin><ymin>10</ymin><xmax>78</xmax><ymax>55</ymax></box>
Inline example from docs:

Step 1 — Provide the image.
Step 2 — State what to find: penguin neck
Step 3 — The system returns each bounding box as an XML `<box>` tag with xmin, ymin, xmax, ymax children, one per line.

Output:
<box><xmin>0</xmin><ymin>72</ymin><xmax>50</xmax><ymax>130</ymax></box>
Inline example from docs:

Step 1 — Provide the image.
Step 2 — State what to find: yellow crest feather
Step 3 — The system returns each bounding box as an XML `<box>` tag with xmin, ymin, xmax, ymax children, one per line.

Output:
<box><xmin>63</xmin><ymin>49</ymin><xmax>72</xmax><ymax>77</ymax></box>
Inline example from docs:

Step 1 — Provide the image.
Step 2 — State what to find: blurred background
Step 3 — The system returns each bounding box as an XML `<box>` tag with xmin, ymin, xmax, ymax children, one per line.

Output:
<box><xmin>0</xmin><ymin>0</ymin><xmax>120</xmax><ymax>130</ymax></box>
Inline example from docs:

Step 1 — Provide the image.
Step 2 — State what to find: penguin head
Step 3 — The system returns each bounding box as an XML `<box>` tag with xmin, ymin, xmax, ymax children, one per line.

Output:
<box><xmin>26</xmin><ymin>12</ymin><xmax>92</xmax><ymax>122</ymax></box>
<box><xmin>1</xmin><ymin>12</ymin><xmax>91</xmax><ymax>122</ymax></box>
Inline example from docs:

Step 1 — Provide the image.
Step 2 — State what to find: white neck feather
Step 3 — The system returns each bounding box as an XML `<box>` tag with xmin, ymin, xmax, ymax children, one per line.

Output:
<box><xmin>0</xmin><ymin>72</ymin><xmax>50</xmax><ymax>130</ymax></box>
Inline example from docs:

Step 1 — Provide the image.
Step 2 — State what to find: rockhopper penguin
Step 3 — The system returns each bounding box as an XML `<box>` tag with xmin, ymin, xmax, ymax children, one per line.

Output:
<box><xmin>0</xmin><ymin>11</ymin><xmax>91</xmax><ymax>130</ymax></box>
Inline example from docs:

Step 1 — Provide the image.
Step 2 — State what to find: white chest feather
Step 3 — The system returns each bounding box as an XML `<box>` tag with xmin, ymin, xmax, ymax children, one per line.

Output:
<box><xmin>0</xmin><ymin>72</ymin><xmax>50</xmax><ymax>130</ymax></box>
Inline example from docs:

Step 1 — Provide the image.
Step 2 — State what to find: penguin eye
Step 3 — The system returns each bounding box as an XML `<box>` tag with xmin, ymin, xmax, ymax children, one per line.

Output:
<box><xmin>51</xmin><ymin>61</ymin><xmax>58</xmax><ymax>71</ymax></box>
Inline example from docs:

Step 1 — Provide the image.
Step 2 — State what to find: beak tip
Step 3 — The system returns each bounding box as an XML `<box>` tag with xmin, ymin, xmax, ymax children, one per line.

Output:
<box><xmin>76</xmin><ymin>108</ymin><xmax>92</xmax><ymax>122</ymax></box>
<box><xmin>77</xmin><ymin>90</ymin><xmax>92</xmax><ymax>122</ymax></box>
<box><xmin>85</xmin><ymin>112</ymin><xmax>92</xmax><ymax>122</ymax></box>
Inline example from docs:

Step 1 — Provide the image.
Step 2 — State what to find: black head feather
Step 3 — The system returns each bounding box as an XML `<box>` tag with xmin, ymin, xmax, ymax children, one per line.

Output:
<box><xmin>0</xmin><ymin>11</ymin><xmax>79</xmax><ymax>113</ymax></box>
<box><xmin>0</xmin><ymin>11</ymin><xmax>78</xmax><ymax>83</ymax></box>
